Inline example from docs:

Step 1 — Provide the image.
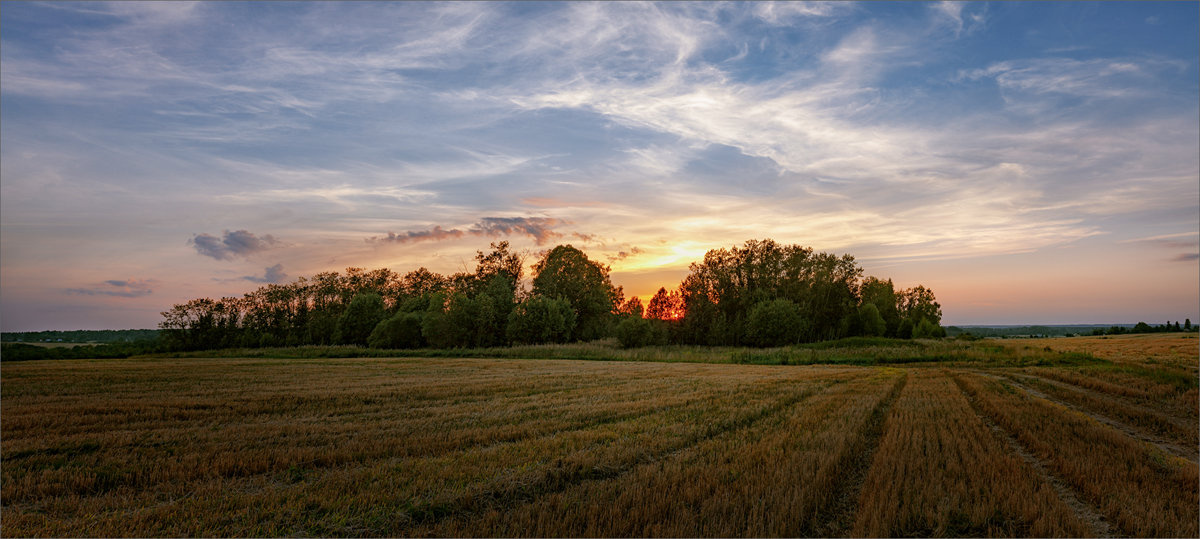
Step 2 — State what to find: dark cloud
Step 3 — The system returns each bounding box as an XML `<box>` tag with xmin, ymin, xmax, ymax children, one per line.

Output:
<box><xmin>191</xmin><ymin>230</ymin><xmax>279</xmax><ymax>260</ymax></box>
<box><xmin>470</xmin><ymin>217</ymin><xmax>563</xmax><ymax>245</ymax></box>
<box><xmin>372</xmin><ymin>226</ymin><xmax>466</xmax><ymax>244</ymax></box>
<box><xmin>243</xmin><ymin>263</ymin><xmax>288</xmax><ymax>283</ymax></box>
<box><xmin>1172</xmin><ymin>253</ymin><xmax>1199</xmax><ymax>262</ymax></box>
<box><xmin>371</xmin><ymin>217</ymin><xmax>566</xmax><ymax>246</ymax></box>
<box><xmin>67</xmin><ymin>279</ymin><xmax>154</xmax><ymax>298</ymax></box>
<box><xmin>608</xmin><ymin>247</ymin><xmax>645</xmax><ymax>262</ymax></box>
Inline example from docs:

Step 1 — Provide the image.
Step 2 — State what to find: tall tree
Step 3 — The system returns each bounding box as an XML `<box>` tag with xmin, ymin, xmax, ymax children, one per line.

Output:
<box><xmin>530</xmin><ymin>245</ymin><xmax>620</xmax><ymax>341</ymax></box>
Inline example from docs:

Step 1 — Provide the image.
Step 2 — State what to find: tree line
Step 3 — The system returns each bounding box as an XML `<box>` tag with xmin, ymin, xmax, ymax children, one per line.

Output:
<box><xmin>159</xmin><ymin>239</ymin><xmax>944</xmax><ymax>351</ymax></box>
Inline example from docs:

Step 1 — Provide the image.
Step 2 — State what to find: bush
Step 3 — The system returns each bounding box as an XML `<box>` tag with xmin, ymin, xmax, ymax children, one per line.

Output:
<box><xmin>506</xmin><ymin>295</ymin><xmax>575</xmax><ymax>344</ymax></box>
<box><xmin>368</xmin><ymin>312</ymin><xmax>425</xmax><ymax>349</ymax></box>
<box><xmin>913</xmin><ymin>318</ymin><xmax>946</xmax><ymax>339</ymax></box>
<box><xmin>860</xmin><ymin>303</ymin><xmax>886</xmax><ymax>337</ymax></box>
<box><xmin>334</xmin><ymin>293</ymin><xmax>387</xmax><ymax>346</ymax></box>
<box><xmin>614</xmin><ymin>316</ymin><xmax>666</xmax><ymax>348</ymax></box>
<box><xmin>745</xmin><ymin>299</ymin><xmax>806</xmax><ymax>347</ymax></box>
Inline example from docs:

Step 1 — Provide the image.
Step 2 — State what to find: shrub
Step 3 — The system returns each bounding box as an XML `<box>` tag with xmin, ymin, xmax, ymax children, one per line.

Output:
<box><xmin>912</xmin><ymin>318</ymin><xmax>946</xmax><ymax>339</ymax></box>
<box><xmin>745</xmin><ymin>299</ymin><xmax>806</xmax><ymax>347</ymax></box>
<box><xmin>334</xmin><ymin>293</ymin><xmax>387</xmax><ymax>346</ymax></box>
<box><xmin>860</xmin><ymin>303</ymin><xmax>887</xmax><ymax>337</ymax></box>
<box><xmin>368</xmin><ymin>312</ymin><xmax>425</xmax><ymax>349</ymax></box>
<box><xmin>506</xmin><ymin>295</ymin><xmax>575</xmax><ymax>344</ymax></box>
<box><xmin>614</xmin><ymin>316</ymin><xmax>666</xmax><ymax>348</ymax></box>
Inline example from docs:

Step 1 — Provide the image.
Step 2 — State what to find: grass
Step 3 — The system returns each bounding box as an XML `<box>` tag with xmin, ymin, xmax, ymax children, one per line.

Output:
<box><xmin>2</xmin><ymin>334</ymin><xmax>1196</xmax><ymax>537</ymax></box>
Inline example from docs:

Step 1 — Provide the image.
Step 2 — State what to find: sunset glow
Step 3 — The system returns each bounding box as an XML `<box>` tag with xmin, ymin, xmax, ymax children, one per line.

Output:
<box><xmin>1</xmin><ymin>2</ymin><xmax>1197</xmax><ymax>331</ymax></box>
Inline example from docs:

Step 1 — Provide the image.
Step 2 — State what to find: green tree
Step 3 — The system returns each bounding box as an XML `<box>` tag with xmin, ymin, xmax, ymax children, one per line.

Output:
<box><xmin>745</xmin><ymin>299</ymin><xmax>805</xmax><ymax>347</ymax></box>
<box><xmin>899</xmin><ymin>285</ymin><xmax>942</xmax><ymax>326</ymax></box>
<box><xmin>530</xmin><ymin>245</ymin><xmax>620</xmax><ymax>341</ymax></box>
<box><xmin>334</xmin><ymin>292</ymin><xmax>387</xmax><ymax>346</ymax></box>
<box><xmin>860</xmin><ymin>277</ymin><xmax>900</xmax><ymax>336</ymax></box>
<box><xmin>506</xmin><ymin>295</ymin><xmax>575</xmax><ymax>344</ymax></box>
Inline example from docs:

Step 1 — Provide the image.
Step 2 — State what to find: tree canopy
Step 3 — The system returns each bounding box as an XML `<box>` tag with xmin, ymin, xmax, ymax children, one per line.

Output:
<box><xmin>160</xmin><ymin>238</ymin><xmax>947</xmax><ymax>350</ymax></box>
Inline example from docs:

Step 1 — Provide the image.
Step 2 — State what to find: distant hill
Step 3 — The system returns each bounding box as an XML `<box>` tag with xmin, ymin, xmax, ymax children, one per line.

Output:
<box><xmin>1</xmin><ymin>329</ymin><xmax>160</xmax><ymax>344</ymax></box>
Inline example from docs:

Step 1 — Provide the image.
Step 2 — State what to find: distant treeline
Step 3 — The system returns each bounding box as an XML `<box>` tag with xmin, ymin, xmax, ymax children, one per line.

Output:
<box><xmin>1</xmin><ymin>329</ymin><xmax>160</xmax><ymax>343</ymax></box>
<box><xmin>947</xmin><ymin>321</ymin><xmax>1196</xmax><ymax>339</ymax></box>
<box><xmin>158</xmin><ymin>239</ymin><xmax>946</xmax><ymax>352</ymax></box>
<box><xmin>0</xmin><ymin>341</ymin><xmax>164</xmax><ymax>362</ymax></box>
<box><xmin>1090</xmin><ymin>320</ymin><xmax>1195</xmax><ymax>336</ymax></box>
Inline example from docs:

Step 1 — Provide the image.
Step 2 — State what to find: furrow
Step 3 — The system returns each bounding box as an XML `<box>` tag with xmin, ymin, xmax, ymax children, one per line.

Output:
<box><xmin>951</xmin><ymin>372</ymin><xmax>1112</xmax><ymax>538</ymax></box>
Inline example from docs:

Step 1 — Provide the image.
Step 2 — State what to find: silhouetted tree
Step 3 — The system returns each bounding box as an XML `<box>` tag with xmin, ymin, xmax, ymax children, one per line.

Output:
<box><xmin>645</xmin><ymin>287</ymin><xmax>684</xmax><ymax>320</ymax></box>
<box><xmin>618</xmin><ymin>296</ymin><xmax>645</xmax><ymax>318</ymax></box>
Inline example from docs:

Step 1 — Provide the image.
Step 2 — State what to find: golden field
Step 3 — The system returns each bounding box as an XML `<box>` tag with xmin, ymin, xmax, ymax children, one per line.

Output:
<box><xmin>1</xmin><ymin>334</ymin><xmax>1197</xmax><ymax>537</ymax></box>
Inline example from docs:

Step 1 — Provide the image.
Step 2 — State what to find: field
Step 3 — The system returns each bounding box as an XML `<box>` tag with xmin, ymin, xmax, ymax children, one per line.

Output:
<box><xmin>2</xmin><ymin>334</ymin><xmax>1197</xmax><ymax>537</ymax></box>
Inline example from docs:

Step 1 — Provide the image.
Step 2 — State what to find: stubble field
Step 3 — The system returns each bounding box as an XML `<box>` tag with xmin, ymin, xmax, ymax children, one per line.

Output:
<box><xmin>2</xmin><ymin>334</ymin><xmax>1197</xmax><ymax>537</ymax></box>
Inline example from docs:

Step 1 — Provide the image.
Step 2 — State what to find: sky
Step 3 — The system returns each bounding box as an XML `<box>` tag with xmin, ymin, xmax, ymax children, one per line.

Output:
<box><xmin>1</xmin><ymin>1</ymin><xmax>1197</xmax><ymax>331</ymax></box>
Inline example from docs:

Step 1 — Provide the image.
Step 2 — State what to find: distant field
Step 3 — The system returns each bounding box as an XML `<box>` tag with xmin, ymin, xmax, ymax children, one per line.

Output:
<box><xmin>2</xmin><ymin>335</ymin><xmax>1196</xmax><ymax>537</ymax></box>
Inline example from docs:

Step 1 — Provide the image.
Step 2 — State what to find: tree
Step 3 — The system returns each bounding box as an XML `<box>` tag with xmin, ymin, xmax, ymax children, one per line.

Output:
<box><xmin>745</xmin><ymin>299</ymin><xmax>805</xmax><ymax>347</ymax></box>
<box><xmin>899</xmin><ymin>285</ymin><xmax>942</xmax><ymax>328</ymax></box>
<box><xmin>506</xmin><ymin>295</ymin><xmax>575</xmax><ymax>344</ymax></box>
<box><xmin>860</xmin><ymin>277</ymin><xmax>900</xmax><ymax>336</ymax></box>
<box><xmin>1187</xmin><ymin>319</ymin><xmax>1193</xmax><ymax>331</ymax></box>
<box><xmin>334</xmin><ymin>292</ymin><xmax>387</xmax><ymax>346</ymax></box>
<box><xmin>530</xmin><ymin>245</ymin><xmax>620</xmax><ymax>341</ymax></box>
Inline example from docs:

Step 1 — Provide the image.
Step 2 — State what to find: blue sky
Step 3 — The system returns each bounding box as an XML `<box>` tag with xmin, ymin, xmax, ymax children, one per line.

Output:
<box><xmin>2</xmin><ymin>1</ymin><xmax>1197</xmax><ymax>331</ymax></box>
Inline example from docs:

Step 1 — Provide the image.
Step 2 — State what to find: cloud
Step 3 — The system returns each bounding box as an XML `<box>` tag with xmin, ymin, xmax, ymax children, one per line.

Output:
<box><xmin>608</xmin><ymin>247</ymin><xmax>645</xmax><ymax>262</ymax></box>
<box><xmin>373</xmin><ymin>226</ymin><xmax>466</xmax><ymax>245</ymax></box>
<box><xmin>191</xmin><ymin>230</ymin><xmax>279</xmax><ymax>260</ymax></box>
<box><xmin>753</xmin><ymin>2</ymin><xmax>849</xmax><ymax>24</ymax></box>
<box><xmin>472</xmin><ymin>217</ymin><xmax>563</xmax><ymax>245</ymax></box>
<box><xmin>1172</xmin><ymin>253</ymin><xmax>1199</xmax><ymax>262</ymax></box>
<box><xmin>242</xmin><ymin>263</ymin><xmax>289</xmax><ymax>284</ymax></box>
<box><xmin>66</xmin><ymin>279</ymin><xmax>155</xmax><ymax>298</ymax></box>
<box><xmin>959</xmin><ymin>57</ymin><xmax>1183</xmax><ymax>100</ymax></box>
<box><xmin>371</xmin><ymin>217</ymin><xmax>566</xmax><ymax>246</ymax></box>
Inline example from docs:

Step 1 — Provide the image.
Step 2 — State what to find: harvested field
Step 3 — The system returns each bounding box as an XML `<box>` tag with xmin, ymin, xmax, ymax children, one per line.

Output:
<box><xmin>2</xmin><ymin>338</ymin><xmax>1197</xmax><ymax>537</ymax></box>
